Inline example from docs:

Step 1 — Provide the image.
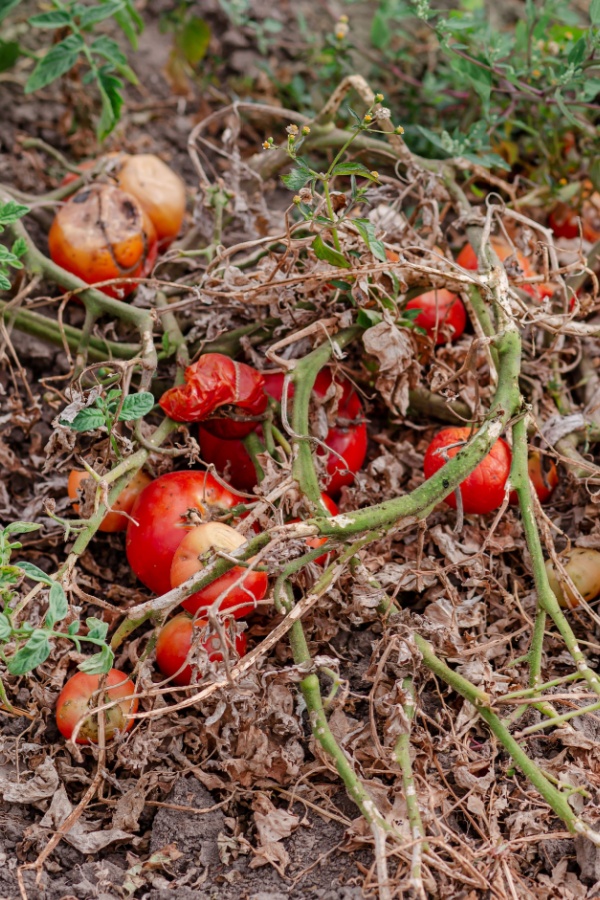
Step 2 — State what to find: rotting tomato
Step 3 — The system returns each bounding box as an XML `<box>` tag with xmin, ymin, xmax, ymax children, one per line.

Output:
<box><xmin>116</xmin><ymin>153</ymin><xmax>186</xmax><ymax>248</ymax></box>
<box><xmin>545</xmin><ymin>548</ymin><xmax>600</xmax><ymax>610</ymax></box>
<box><xmin>126</xmin><ymin>471</ymin><xmax>245</xmax><ymax>596</ymax></box>
<box><xmin>170</xmin><ymin>521</ymin><xmax>268</xmax><ymax>619</ymax></box>
<box><xmin>423</xmin><ymin>426</ymin><xmax>512</xmax><ymax>515</ymax></box>
<box><xmin>457</xmin><ymin>239</ymin><xmax>553</xmax><ymax>301</ymax></box>
<box><xmin>405</xmin><ymin>288</ymin><xmax>467</xmax><ymax>344</ymax></box>
<box><xmin>508</xmin><ymin>451</ymin><xmax>558</xmax><ymax>506</ymax></box>
<box><xmin>155</xmin><ymin>613</ymin><xmax>247</xmax><ymax>686</ymax></box>
<box><xmin>289</xmin><ymin>493</ymin><xmax>338</xmax><ymax>566</ymax></box>
<box><xmin>48</xmin><ymin>184</ymin><xmax>158</xmax><ymax>299</ymax></box>
<box><xmin>55</xmin><ymin>669</ymin><xmax>138</xmax><ymax>744</ymax></box>
<box><xmin>68</xmin><ymin>468</ymin><xmax>152</xmax><ymax>533</ymax></box>
<box><xmin>159</xmin><ymin>353</ymin><xmax>268</xmax><ymax>439</ymax></box>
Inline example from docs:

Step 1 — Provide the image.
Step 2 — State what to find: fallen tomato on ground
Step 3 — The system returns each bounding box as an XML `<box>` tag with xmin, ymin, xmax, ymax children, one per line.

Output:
<box><xmin>55</xmin><ymin>669</ymin><xmax>138</xmax><ymax>744</ymax></box>
<box><xmin>548</xmin><ymin>200</ymin><xmax>600</xmax><ymax>243</ymax></box>
<box><xmin>126</xmin><ymin>470</ymin><xmax>245</xmax><ymax>596</ymax></box>
<box><xmin>170</xmin><ymin>521</ymin><xmax>267</xmax><ymax>618</ymax></box>
<box><xmin>68</xmin><ymin>468</ymin><xmax>152</xmax><ymax>533</ymax></box>
<box><xmin>457</xmin><ymin>239</ymin><xmax>553</xmax><ymax>301</ymax></box>
<box><xmin>423</xmin><ymin>426</ymin><xmax>512</xmax><ymax>515</ymax></box>
<box><xmin>155</xmin><ymin>613</ymin><xmax>247</xmax><ymax>686</ymax></box>
<box><xmin>405</xmin><ymin>288</ymin><xmax>467</xmax><ymax>344</ymax></box>
<box><xmin>49</xmin><ymin>184</ymin><xmax>158</xmax><ymax>298</ymax></box>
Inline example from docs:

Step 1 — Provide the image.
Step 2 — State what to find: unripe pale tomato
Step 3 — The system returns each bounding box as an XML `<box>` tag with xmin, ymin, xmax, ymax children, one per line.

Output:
<box><xmin>170</xmin><ymin>521</ymin><xmax>267</xmax><ymax>618</ymax></box>
<box><xmin>545</xmin><ymin>548</ymin><xmax>600</xmax><ymax>609</ymax></box>
<box><xmin>68</xmin><ymin>468</ymin><xmax>152</xmax><ymax>533</ymax></box>
<box><xmin>423</xmin><ymin>426</ymin><xmax>512</xmax><ymax>515</ymax></box>
<box><xmin>289</xmin><ymin>493</ymin><xmax>338</xmax><ymax>565</ymax></box>
<box><xmin>405</xmin><ymin>288</ymin><xmax>467</xmax><ymax>343</ymax></box>
<box><xmin>55</xmin><ymin>669</ymin><xmax>138</xmax><ymax>744</ymax></box>
<box><xmin>116</xmin><ymin>153</ymin><xmax>186</xmax><ymax>248</ymax></box>
<box><xmin>457</xmin><ymin>239</ymin><xmax>553</xmax><ymax>301</ymax></box>
<box><xmin>126</xmin><ymin>471</ymin><xmax>245</xmax><ymax>596</ymax></box>
<box><xmin>508</xmin><ymin>451</ymin><xmax>558</xmax><ymax>506</ymax></box>
<box><xmin>155</xmin><ymin>613</ymin><xmax>247</xmax><ymax>685</ymax></box>
<box><xmin>48</xmin><ymin>185</ymin><xmax>158</xmax><ymax>298</ymax></box>
<box><xmin>548</xmin><ymin>201</ymin><xmax>600</xmax><ymax>243</ymax></box>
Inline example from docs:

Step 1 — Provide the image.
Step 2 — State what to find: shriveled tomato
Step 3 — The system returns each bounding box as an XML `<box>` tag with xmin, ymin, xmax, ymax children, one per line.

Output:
<box><xmin>405</xmin><ymin>288</ymin><xmax>467</xmax><ymax>343</ymax></box>
<box><xmin>68</xmin><ymin>468</ymin><xmax>152</xmax><ymax>533</ymax></box>
<box><xmin>116</xmin><ymin>154</ymin><xmax>186</xmax><ymax>248</ymax></box>
<box><xmin>545</xmin><ymin>548</ymin><xmax>600</xmax><ymax>609</ymax></box>
<box><xmin>548</xmin><ymin>201</ymin><xmax>600</xmax><ymax>243</ymax></box>
<box><xmin>508</xmin><ymin>451</ymin><xmax>558</xmax><ymax>505</ymax></box>
<box><xmin>159</xmin><ymin>354</ymin><xmax>267</xmax><ymax>439</ymax></box>
<box><xmin>155</xmin><ymin>613</ymin><xmax>247</xmax><ymax>685</ymax></box>
<box><xmin>170</xmin><ymin>522</ymin><xmax>268</xmax><ymax>618</ymax></box>
<box><xmin>457</xmin><ymin>239</ymin><xmax>553</xmax><ymax>301</ymax></box>
<box><xmin>48</xmin><ymin>185</ymin><xmax>158</xmax><ymax>299</ymax></box>
<box><xmin>423</xmin><ymin>426</ymin><xmax>512</xmax><ymax>515</ymax></box>
<box><xmin>126</xmin><ymin>471</ymin><xmax>245</xmax><ymax>596</ymax></box>
<box><xmin>55</xmin><ymin>669</ymin><xmax>138</xmax><ymax>744</ymax></box>
<box><xmin>289</xmin><ymin>493</ymin><xmax>338</xmax><ymax>565</ymax></box>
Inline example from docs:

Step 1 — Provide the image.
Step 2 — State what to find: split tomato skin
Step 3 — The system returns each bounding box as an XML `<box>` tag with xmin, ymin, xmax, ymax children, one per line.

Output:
<box><xmin>48</xmin><ymin>185</ymin><xmax>158</xmax><ymax>299</ymax></box>
<box><xmin>55</xmin><ymin>669</ymin><xmax>138</xmax><ymax>745</ymax></box>
<box><xmin>170</xmin><ymin>522</ymin><xmax>267</xmax><ymax>619</ymax></box>
<box><xmin>126</xmin><ymin>471</ymin><xmax>244</xmax><ymax>596</ymax></box>
<box><xmin>405</xmin><ymin>289</ymin><xmax>467</xmax><ymax>344</ymax></box>
<box><xmin>155</xmin><ymin>613</ymin><xmax>247</xmax><ymax>686</ymax></box>
<box><xmin>68</xmin><ymin>469</ymin><xmax>152</xmax><ymax>533</ymax></box>
<box><xmin>423</xmin><ymin>426</ymin><xmax>512</xmax><ymax>515</ymax></box>
<box><xmin>508</xmin><ymin>452</ymin><xmax>558</xmax><ymax>506</ymax></box>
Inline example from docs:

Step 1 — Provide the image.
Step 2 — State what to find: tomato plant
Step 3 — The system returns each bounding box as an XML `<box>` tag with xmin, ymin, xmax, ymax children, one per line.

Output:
<box><xmin>545</xmin><ymin>548</ymin><xmax>600</xmax><ymax>610</ymax></box>
<box><xmin>55</xmin><ymin>669</ymin><xmax>138</xmax><ymax>744</ymax></box>
<box><xmin>126</xmin><ymin>471</ymin><xmax>245</xmax><ymax>595</ymax></box>
<box><xmin>48</xmin><ymin>185</ymin><xmax>158</xmax><ymax>298</ymax></box>
<box><xmin>159</xmin><ymin>353</ymin><xmax>268</xmax><ymax>438</ymax></box>
<box><xmin>508</xmin><ymin>451</ymin><xmax>558</xmax><ymax>506</ymax></box>
<box><xmin>457</xmin><ymin>239</ymin><xmax>553</xmax><ymax>301</ymax></box>
<box><xmin>170</xmin><ymin>521</ymin><xmax>268</xmax><ymax>618</ymax></box>
<box><xmin>155</xmin><ymin>613</ymin><xmax>247</xmax><ymax>686</ymax></box>
<box><xmin>405</xmin><ymin>288</ymin><xmax>467</xmax><ymax>344</ymax></box>
<box><xmin>68</xmin><ymin>469</ymin><xmax>152</xmax><ymax>533</ymax></box>
<box><xmin>289</xmin><ymin>493</ymin><xmax>338</xmax><ymax>565</ymax></box>
<box><xmin>423</xmin><ymin>426</ymin><xmax>512</xmax><ymax>515</ymax></box>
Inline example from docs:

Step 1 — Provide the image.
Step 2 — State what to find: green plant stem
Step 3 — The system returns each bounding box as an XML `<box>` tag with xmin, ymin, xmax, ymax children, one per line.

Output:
<box><xmin>243</xmin><ymin>432</ymin><xmax>266</xmax><ymax>483</ymax></box>
<box><xmin>321</xmin><ymin>180</ymin><xmax>342</xmax><ymax>252</ymax></box>
<box><xmin>394</xmin><ymin>677</ymin><xmax>428</xmax><ymax>894</ymax></box>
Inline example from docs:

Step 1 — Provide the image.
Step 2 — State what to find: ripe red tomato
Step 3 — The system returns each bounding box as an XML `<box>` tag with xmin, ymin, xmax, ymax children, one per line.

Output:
<box><xmin>198</xmin><ymin>427</ymin><xmax>259</xmax><ymax>492</ymax></box>
<box><xmin>508</xmin><ymin>451</ymin><xmax>558</xmax><ymax>505</ymax></box>
<box><xmin>423</xmin><ymin>426</ymin><xmax>512</xmax><ymax>515</ymax></box>
<box><xmin>548</xmin><ymin>201</ymin><xmax>600</xmax><ymax>243</ymax></box>
<box><xmin>68</xmin><ymin>468</ymin><xmax>152</xmax><ymax>533</ymax></box>
<box><xmin>48</xmin><ymin>185</ymin><xmax>158</xmax><ymax>299</ymax></box>
<box><xmin>289</xmin><ymin>493</ymin><xmax>338</xmax><ymax>565</ymax></box>
<box><xmin>170</xmin><ymin>521</ymin><xmax>267</xmax><ymax>618</ymax></box>
<box><xmin>457</xmin><ymin>239</ymin><xmax>553</xmax><ymax>301</ymax></box>
<box><xmin>405</xmin><ymin>288</ymin><xmax>467</xmax><ymax>343</ymax></box>
<box><xmin>126</xmin><ymin>471</ymin><xmax>245</xmax><ymax>596</ymax></box>
<box><xmin>55</xmin><ymin>669</ymin><xmax>138</xmax><ymax>744</ymax></box>
<box><xmin>155</xmin><ymin>613</ymin><xmax>247</xmax><ymax>686</ymax></box>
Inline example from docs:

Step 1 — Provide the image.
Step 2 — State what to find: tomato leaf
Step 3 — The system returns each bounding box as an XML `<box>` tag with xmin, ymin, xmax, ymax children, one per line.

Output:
<box><xmin>46</xmin><ymin>582</ymin><xmax>69</xmax><ymax>628</ymax></box>
<box><xmin>357</xmin><ymin>309</ymin><xmax>383</xmax><ymax>328</ymax></box>
<box><xmin>176</xmin><ymin>16</ymin><xmax>211</xmax><ymax>66</ymax></box>
<box><xmin>79</xmin><ymin>1</ymin><xmax>125</xmax><ymax>29</ymax></box>
<box><xmin>8</xmin><ymin>630</ymin><xmax>51</xmax><ymax>675</ymax></box>
<box><xmin>15</xmin><ymin>561</ymin><xmax>53</xmax><ymax>584</ymax></box>
<box><xmin>86</xmin><ymin>617</ymin><xmax>109</xmax><ymax>642</ymax></box>
<box><xmin>0</xmin><ymin>0</ymin><xmax>21</xmax><ymax>23</ymax></box>
<box><xmin>0</xmin><ymin>613</ymin><xmax>11</xmax><ymax>641</ymax></box>
<box><xmin>25</xmin><ymin>34</ymin><xmax>84</xmax><ymax>93</ymax></box>
<box><xmin>78</xmin><ymin>644</ymin><xmax>114</xmax><ymax>675</ymax></box>
<box><xmin>29</xmin><ymin>10</ymin><xmax>72</xmax><ymax>27</ymax></box>
<box><xmin>3</xmin><ymin>522</ymin><xmax>41</xmax><ymax>536</ymax></box>
<box><xmin>62</xmin><ymin>407</ymin><xmax>106</xmax><ymax>432</ymax></box>
<box><xmin>312</xmin><ymin>235</ymin><xmax>350</xmax><ymax>269</ymax></box>
<box><xmin>118</xmin><ymin>391</ymin><xmax>155</xmax><ymax>421</ymax></box>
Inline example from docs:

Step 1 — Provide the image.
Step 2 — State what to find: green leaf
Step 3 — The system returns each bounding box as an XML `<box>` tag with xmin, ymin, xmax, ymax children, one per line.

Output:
<box><xmin>68</xmin><ymin>621</ymin><xmax>80</xmax><ymax>636</ymax></box>
<box><xmin>590</xmin><ymin>0</ymin><xmax>600</xmax><ymax>24</ymax></box>
<box><xmin>0</xmin><ymin>39</ymin><xmax>19</xmax><ymax>73</ymax></box>
<box><xmin>357</xmin><ymin>309</ymin><xmax>383</xmax><ymax>328</ymax></box>
<box><xmin>29</xmin><ymin>9</ymin><xmax>72</xmax><ymax>27</ymax></box>
<box><xmin>118</xmin><ymin>391</ymin><xmax>154</xmax><ymax>422</ymax></box>
<box><xmin>114</xmin><ymin>0</ymin><xmax>144</xmax><ymax>49</ymax></box>
<box><xmin>8</xmin><ymin>630</ymin><xmax>51</xmax><ymax>675</ymax></box>
<box><xmin>312</xmin><ymin>235</ymin><xmax>351</xmax><ymax>269</ymax></box>
<box><xmin>331</xmin><ymin>161</ymin><xmax>378</xmax><ymax>180</ymax></box>
<box><xmin>86</xmin><ymin>616</ymin><xmax>109</xmax><ymax>642</ymax></box>
<box><xmin>78</xmin><ymin>643</ymin><xmax>114</xmax><ymax>675</ymax></box>
<box><xmin>61</xmin><ymin>407</ymin><xmax>106</xmax><ymax>432</ymax></box>
<box><xmin>46</xmin><ymin>582</ymin><xmax>68</xmax><ymax>628</ymax></box>
<box><xmin>91</xmin><ymin>35</ymin><xmax>137</xmax><ymax>83</ymax></box>
<box><xmin>25</xmin><ymin>34</ymin><xmax>84</xmax><ymax>93</ymax></box>
<box><xmin>3</xmin><ymin>522</ymin><xmax>41</xmax><ymax>536</ymax></box>
<box><xmin>353</xmin><ymin>219</ymin><xmax>387</xmax><ymax>262</ymax></box>
<box><xmin>281</xmin><ymin>166</ymin><xmax>312</xmax><ymax>191</ymax></box>
<box><xmin>0</xmin><ymin>273</ymin><xmax>11</xmax><ymax>290</ymax></box>
<box><xmin>0</xmin><ymin>200</ymin><xmax>29</xmax><ymax>225</ymax></box>
<box><xmin>450</xmin><ymin>55</ymin><xmax>491</xmax><ymax>115</ymax></box>
<box><xmin>79</xmin><ymin>0</ymin><xmax>124</xmax><ymax>29</ymax></box>
<box><xmin>328</xmin><ymin>279</ymin><xmax>352</xmax><ymax>290</ymax></box>
<box><xmin>96</xmin><ymin>68</ymin><xmax>124</xmax><ymax>140</ymax></box>
<box><xmin>0</xmin><ymin>613</ymin><xmax>11</xmax><ymax>641</ymax></box>
<box><xmin>16</xmin><ymin>562</ymin><xmax>53</xmax><ymax>585</ymax></box>
<box><xmin>567</xmin><ymin>37</ymin><xmax>586</xmax><ymax>68</ymax></box>
<box><xmin>589</xmin><ymin>158</ymin><xmax>600</xmax><ymax>194</ymax></box>
<box><xmin>0</xmin><ymin>0</ymin><xmax>21</xmax><ymax>23</ymax></box>
<box><xmin>176</xmin><ymin>16</ymin><xmax>211</xmax><ymax>66</ymax></box>
<box><xmin>552</xmin><ymin>88</ymin><xmax>582</xmax><ymax>128</ymax></box>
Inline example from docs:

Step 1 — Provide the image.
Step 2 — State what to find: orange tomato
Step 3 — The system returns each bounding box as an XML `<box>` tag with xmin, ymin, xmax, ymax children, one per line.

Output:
<box><xmin>68</xmin><ymin>468</ymin><xmax>152</xmax><ymax>533</ymax></box>
<box><xmin>49</xmin><ymin>184</ymin><xmax>158</xmax><ymax>299</ymax></box>
<box><xmin>116</xmin><ymin>154</ymin><xmax>186</xmax><ymax>247</ymax></box>
<box><xmin>457</xmin><ymin>239</ymin><xmax>553</xmax><ymax>300</ymax></box>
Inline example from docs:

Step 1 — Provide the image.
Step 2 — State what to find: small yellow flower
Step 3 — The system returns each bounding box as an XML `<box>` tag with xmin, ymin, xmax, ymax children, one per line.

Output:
<box><xmin>559</xmin><ymin>177</ymin><xmax>568</xmax><ymax>185</ymax></box>
<box><xmin>375</xmin><ymin>93</ymin><xmax>384</xmax><ymax>102</ymax></box>
<box><xmin>293</xmin><ymin>195</ymin><xmax>301</xmax><ymax>204</ymax></box>
<box><xmin>339</xmin><ymin>14</ymin><xmax>349</xmax><ymax>23</ymax></box>
<box><xmin>363</xmin><ymin>114</ymin><xmax>372</xmax><ymax>123</ymax></box>
<box><xmin>532</xmin><ymin>69</ymin><xmax>541</xmax><ymax>77</ymax></box>
<box><xmin>262</xmin><ymin>141</ymin><xmax>271</xmax><ymax>150</ymax></box>
<box><xmin>395</xmin><ymin>125</ymin><xmax>405</xmax><ymax>135</ymax></box>
<box><xmin>301</xmin><ymin>125</ymin><xmax>311</xmax><ymax>135</ymax></box>
<box><xmin>370</xmin><ymin>171</ymin><xmax>379</xmax><ymax>179</ymax></box>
